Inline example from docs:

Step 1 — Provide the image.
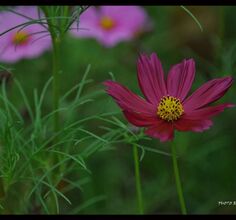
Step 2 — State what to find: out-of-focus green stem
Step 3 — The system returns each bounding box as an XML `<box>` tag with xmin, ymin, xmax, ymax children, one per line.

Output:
<box><xmin>52</xmin><ymin>36</ymin><xmax>61</xmax><ymax>133</ymax></box>
<box><xmin>62</xmin><ymin>6</ymin><xmax>69</xmax><ymax>30</ymax></box>
<box><xmin>133</xmin><ymin>144</ymin><xmax>144</xmax><ymax>214</ymax></box>
<box><xmin>42</xmin><ymin>6</ymin><xmax>62</xmax><ymax>134</ymax></box>
<box><xmin>171</xmin><ymin>141</ymin><xmax>187</xmax><ymax>215</ymax></box>
<box><xmin>39</xmin><ymin>6</ymin><xmax>64</xmax><ymax>214</ymax></box>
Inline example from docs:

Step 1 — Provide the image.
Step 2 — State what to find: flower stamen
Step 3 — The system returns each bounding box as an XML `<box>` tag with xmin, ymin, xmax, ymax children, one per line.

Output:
<box><xmin>100</xmin><ymin>16</ymin><xmax>115</xmax><ymax>30</ymax></box>
<box><xmin>157</xmin><ymin>95</ymin><xmax>184</xmax><ymax>122</ymax></box>
<box><xmin>12</xmin><ymin>31</ymin><xmax>30</xmax><ymax>46</ymax></box>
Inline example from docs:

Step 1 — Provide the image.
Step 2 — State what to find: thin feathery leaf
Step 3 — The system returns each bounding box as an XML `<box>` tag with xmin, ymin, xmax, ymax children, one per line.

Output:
<box><xmin>180</xmin><ymin>6</ymin><xmax>203</xmax><ymax>32</ymax></box>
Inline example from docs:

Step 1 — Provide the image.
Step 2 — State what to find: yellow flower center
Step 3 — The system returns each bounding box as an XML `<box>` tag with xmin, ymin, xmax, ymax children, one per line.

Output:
<box><xmin>100</xmin><ymin>16</ymin><xmax>115</xmax><ymax>30</ymax></box>
<box><xmin>157</xmin><ymin>95</ymin><xmax>184</xmax><ymax>122</ymax></box>
<box><xmin>12</xmin><ymin>31</ymin><xmax>30</xmax><ymax>46</ymax></box>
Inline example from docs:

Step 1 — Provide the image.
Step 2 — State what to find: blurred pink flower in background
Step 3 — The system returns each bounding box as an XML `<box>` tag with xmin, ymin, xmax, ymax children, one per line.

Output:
<box><xmin>70</xmin><ymin>6</ymin><xmax>150</xmax><ymax>47</ymax></box>
<box><xmin>0</xmin><ymin>6</ymin><xmax>51</xmax><ymax>63</ymax></box>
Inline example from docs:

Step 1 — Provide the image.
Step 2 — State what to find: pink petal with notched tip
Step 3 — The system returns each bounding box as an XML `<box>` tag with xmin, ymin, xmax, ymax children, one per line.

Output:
<box><xmin>182</xmin><ymin>103</ymin><xmax>235</xmax><ymax>120</ymax></box>
<box><xmin>183</xmin><ymin>76</ymin><xmax>233</xmax><ymax>112</ymax></box>
<box><xmin>123</xmin><ymin>110</ymin><xmax>159</xmax><ymax>127</ymax></box>
<box><xmin>137</xmin><ymin>53</ymin><xmax>167</xmax><ymax>105</ymax></box>
<box><xmin>145</xmin><ymin>121</ymin><xmax>174</xmax><ymax>142</ymax></box>
<box><xmin>103</xmin><ymin>80</ymin><xmax>156</xmax><ymax>116</ymax></box>
<box><xmin>167</xmin><ymin>59</ymin><xmax>195</xmax><ymax>101</ymax></box>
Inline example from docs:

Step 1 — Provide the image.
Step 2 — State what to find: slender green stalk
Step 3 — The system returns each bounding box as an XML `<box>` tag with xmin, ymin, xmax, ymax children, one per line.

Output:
<box><xmin>62</xmin><ymin>6</ymin><xmax>69</xmax><ymax>31</ymax></box>
<box><xmin>133</xmin><ymin>144</ymin><xmax>144</xmax><ymax>214</ymax></box>
<box><xmin>52</xmin><ymin>37</ymin><xmax>61</xmax><ymax>133</ymax></box>
<box><xmin>41</xmin><ymin>8</ymin><xmax>63</xmax><ymax>213</ymax></box>
<box><xmin>41</xmin><ymin>6</ymin><xmax>62</xmax><ymax>134</ymax></box>
<box><xmin>171</xmin><ymin>141</ymin><xmax>187</xmax><ymax>215</ymax></box>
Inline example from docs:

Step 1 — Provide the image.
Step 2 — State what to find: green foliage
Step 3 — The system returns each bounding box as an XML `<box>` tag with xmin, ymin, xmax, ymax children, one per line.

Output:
<box><xmin>0</xmin><ymin>5</ymin><xmax>235</xmax><ymax>214</ymax></box>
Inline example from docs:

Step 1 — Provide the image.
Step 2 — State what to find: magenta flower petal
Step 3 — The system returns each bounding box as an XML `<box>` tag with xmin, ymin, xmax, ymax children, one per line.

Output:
<box><xmin>174</xmin><ymin>117</ymin><xmax>213</xmax><ymax>132</ymax></box>
<box><xmin>183</xmin><ymin>103</ymin><xmax>235</xmax><ymax>120</ymax></box>
<box><xmin>123</xmin><ymin>110</ymin><xmax>159</xmax><ymax>127</ymax></box>
<box><xmin>183</xmin><ymin>76</ymin><xmax>233</xmax><ymax>112</ymax></box>
<box><xmin>145</xmin><ymin>121</ymin><xmax>174</xmax><ymax>142</ymax></box>
<box><xmin>167</xmin><ymin>59</ymin><xmax>195</xmax><ymax>101</ymax></box>
<box><xmin>104</xmin><ymin>80</ymin><xmax>156</xmax><ymax>116</ymax></box>
<box><xmin>137</xmin><ymin>53</ymin><xmax>167</xmax><ymax>105</ymax></box>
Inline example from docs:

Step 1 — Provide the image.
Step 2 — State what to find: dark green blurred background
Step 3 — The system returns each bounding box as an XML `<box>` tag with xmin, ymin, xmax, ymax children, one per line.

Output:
<box><xmin>2</xmin><ymin>6</ymin><xmax>236</xmax><ymax>214</ymax></box>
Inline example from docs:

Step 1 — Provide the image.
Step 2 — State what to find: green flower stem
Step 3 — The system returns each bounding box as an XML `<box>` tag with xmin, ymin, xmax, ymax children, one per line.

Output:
<box><xmin>171</xmin><ymin>141</ymin><xmax>187</xmax><ymax>215</ymax></box>
<box><xmin>39</xmin><ymin>7</ymin><xmax>65</xmax><ymax>214</ymax></box>
<box><xmin>62</xmin><ymin>6</ymin><xmax>69</xmax><ymax>29</ymax></box>
<box><xmin>133</xmin><ymin>144</ymin><xmax>144</xmax><ymax>214</ymax></box>
<box><xmin>52</xmin><ymin>36</ymin><xmax>61</xmax><ymax>134</ymax></box>
<box><xmin>51</xmin><ymin>33</ymin><xmax>63</xmax><ymax>214</ymax></box>
<box><xmin>41</xmin><ymin>6</ymin><xmax>62</xmax><ymax>134</ymax></box>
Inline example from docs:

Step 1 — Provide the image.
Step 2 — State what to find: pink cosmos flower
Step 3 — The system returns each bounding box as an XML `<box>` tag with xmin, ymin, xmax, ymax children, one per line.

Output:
<box><xmin>104</xmin><ymin>53</ymin><xmax>234</xmax><ymax>142</ymax></box>
<box><xmin>0</xmin><ymin>6</ymin><xmax>51</xmax><ymax>63</ymax></box>
<box><xmin>70</xmin><ymin>6</ymin><xmax>150</xmax><ymax>47</ymax></box>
